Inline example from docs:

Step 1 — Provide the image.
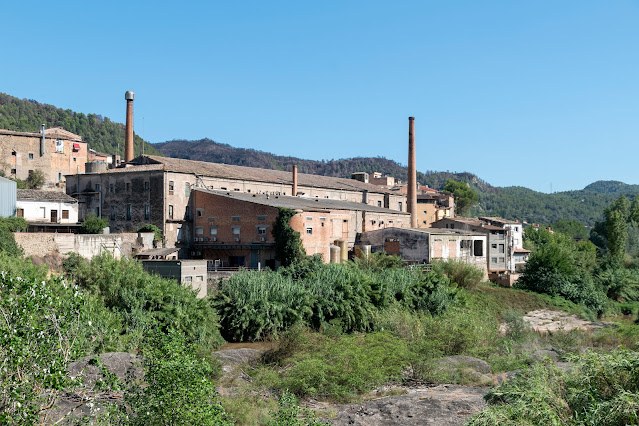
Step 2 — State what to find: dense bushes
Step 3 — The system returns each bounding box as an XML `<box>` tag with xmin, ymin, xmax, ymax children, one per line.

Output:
<box><xmin>80</xmin><ymin>213</ymin><xmax>108</xmax><ymax>234</ymax></box>
<box><xmin>213</xmin><ymin>262</ymin><xmax>459</xmax><ymax>341</ymax></box>
<box><xmin>68</xmin><ymin>254</ymin><xmax>225</xmax><ymax>352</ymax></box>
<box><xmin>0</xmin><ymin>217</ymin><xmax>27</xmax><ymax>256</ymax></box>
<box><xmin>468</xmin><ymin>350</ymin><xmax>639</xmax><ymax>425</ymax></box>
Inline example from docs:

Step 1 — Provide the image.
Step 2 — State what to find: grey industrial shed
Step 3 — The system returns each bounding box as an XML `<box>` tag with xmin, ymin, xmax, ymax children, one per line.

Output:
<box><xmin>0</xmin><ymin>176</ymin><xmax>17</xmax><ymax>217</ymax></box>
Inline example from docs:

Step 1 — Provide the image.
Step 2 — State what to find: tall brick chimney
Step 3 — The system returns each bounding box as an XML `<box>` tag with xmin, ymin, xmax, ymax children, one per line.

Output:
<box><xmin>125</xmin><ymin>91</ymin><xmax>135</xmax><ymax>163</ymax></box>
<box><xmin>292</xmin><ymin>165</ymin><xmax>298</xmax><ymax>196</ymax></box>
<box><xmin>408</xmin><ymin>117</ymin><xmax>417</xmax><ymax>228</ymax></box>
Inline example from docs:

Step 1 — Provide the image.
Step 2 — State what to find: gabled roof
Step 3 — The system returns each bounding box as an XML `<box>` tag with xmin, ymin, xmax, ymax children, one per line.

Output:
<box><xmin>131</xmin><ymin>155</ymin><xmax>397</xmax><ymax>194</ymax></box>
<box><xmin>17</xmin><ymin>189</ymin><xmax>77</xmax><ymax>203</ymax></box>
<box><xmin>44</xmin><ymin>127</ymin><xmax>83</xmax><ymax>141</ymax></box>
<box><xmin>195</xmin><ymin>188</ymin><xmax>409</xmax><ymax>215</ymax></box>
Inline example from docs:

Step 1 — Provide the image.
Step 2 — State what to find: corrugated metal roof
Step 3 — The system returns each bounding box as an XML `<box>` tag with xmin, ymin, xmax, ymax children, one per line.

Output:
<box><xmin>196</xmin><ymin>188</ymin><xmax>410</xmax><ymax>215</ymax></box>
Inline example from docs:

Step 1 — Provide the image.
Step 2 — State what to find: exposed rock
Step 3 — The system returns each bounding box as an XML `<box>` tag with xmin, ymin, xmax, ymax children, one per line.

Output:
<box><xmin>214</xmin><ymin>348</ymin><xmax>263</xmax><ymax>370</ymax></box>
<box><xmin>67</xmin><ymin>352</ymin><xmax>143</xmax><ymax>388</ymax></box>
<box><xmin>324</xmin><ymin>385</ymin><xmax>488</xmax><ymax>426</ymax></box>
<box><xmin>436</xmin><ymin>355</ymin><xmax>492</xmax><ymax>374</ymax></box>
<box><xmin>523</xmin><ymin>310</ymin><xmax>606</xmax><ymax>333</ymax></box>
<box><xmin>529</xmin><ymin>349</ymin><xmax>560</xmax><ymax>363</ymax></box>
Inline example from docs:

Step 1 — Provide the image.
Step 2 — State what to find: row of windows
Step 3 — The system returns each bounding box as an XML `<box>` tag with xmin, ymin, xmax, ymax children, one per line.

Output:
<box><xmin>491</xmin><ymin>257</ymin><xmax>506</xmax><ymax>263</ymax></box>
<box><xmin>109</xmin><ymin>205</ymin><xmax>150</xmax><ymax>220</ymax></box>
<box><xmin>101</xmin><ymin>181</ymin><xmax>150</xmax><ymax>193</ymax></box>
<box><xmin>195</xmin><ymin>225</ymin><xmax>268</xmax><ymax>236</ymax></box>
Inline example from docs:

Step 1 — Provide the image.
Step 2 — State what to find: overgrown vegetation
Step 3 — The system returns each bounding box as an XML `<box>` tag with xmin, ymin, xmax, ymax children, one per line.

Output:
<box><xmin>136</xmin><ymin>223</ymin><xmax>163</xmax><ymax>242</ymax></box>
<box><xmin>80</xmin><ymin>213</ymin><xmax>109</xmax><ymax>234</ymax></box>
<box><xmin>0</xmin><ymin>216</ymin><xmax>27</xmax><ymax>256</ymax></box>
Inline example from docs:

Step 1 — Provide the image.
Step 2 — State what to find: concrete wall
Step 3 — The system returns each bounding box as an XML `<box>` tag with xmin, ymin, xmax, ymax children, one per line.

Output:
<box><xmin>14</xmin><ymin>232</ymin><xmax>154</xmax><ymax>259</ymax></box>
<box><xmin>142</xmin><ymin>260</ymin><xmax>207</xmax><ymax>298</ymax></box>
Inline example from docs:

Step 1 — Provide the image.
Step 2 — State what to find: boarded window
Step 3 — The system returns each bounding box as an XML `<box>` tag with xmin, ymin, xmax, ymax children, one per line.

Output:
<box><xmin>474</xmin><ymin>240</ymin><xmax>483</xmax><ymax>256</ymax></box>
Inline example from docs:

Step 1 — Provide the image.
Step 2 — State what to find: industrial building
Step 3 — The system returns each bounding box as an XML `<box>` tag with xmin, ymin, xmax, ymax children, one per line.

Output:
<box><xmin>358</xmin><ymin>227</ymin><xmax>487</xmax><ymax>274</ymax></box>
<box><xmin>188</xmin><ymin>188</ymin><xmax>410</xmax><ymax>267</ymax></box>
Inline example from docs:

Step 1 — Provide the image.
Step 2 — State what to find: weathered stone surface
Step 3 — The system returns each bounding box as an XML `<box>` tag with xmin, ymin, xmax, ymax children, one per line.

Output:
<box><xmin>530</xmin><ymin>349</ymin><xmax>560</xmax><ymax>363</ymax></box>
<box><xmin>325</xmin><ymin>385</ymin><xmax>488</xmax><ymax>426</ymax></box>
<box><xmin>67</xmin><ymin>352</ymin><xmax>143</xmax><ymax>388</ymax></box>
<box><xmin>436</xmin><ymin>355</ymin><xmax>492</xmax><ymax>374</ymax></box>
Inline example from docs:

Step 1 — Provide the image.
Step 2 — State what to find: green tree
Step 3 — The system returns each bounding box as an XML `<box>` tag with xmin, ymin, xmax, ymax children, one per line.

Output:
<box><xmin>80</xmin><ymin>213</ymin><xmax>108</xmax><ymax>234</ymax></box>
<box><xmin>273</xmin><ymin>207</ymin><xmax>306</xmax><ymax>267</ymax></box>
<box><xmin>444</xmin><ymin>179</ymin><xmax>478</xmax><ymax>216</ymax></box>
<box><xmin>0</xmin><ymin>217</ymin><xmax>27</xmax><ymax>256</ymax></box>
<box><xmin>606</xmin><ymin>209</ymin><xmax>627</xmax><ymax>263</ymax></box>
<box><xmin>551</xmin><ymin>219</ymin><xmax>588</xmax><ymax>240</ymax></box>
<box><xmin>26</xmin><ymin>169</ymin><xmax>45</xmax><ymax>189</ymax></box>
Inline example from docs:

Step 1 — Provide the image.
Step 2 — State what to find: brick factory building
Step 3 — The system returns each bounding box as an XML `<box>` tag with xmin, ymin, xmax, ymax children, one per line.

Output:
<box><xmin>190</xmin><ymin>188</ymin><xmax>410</xmax><ymax>268</ymax></box>
<box><xmin>66</xmin><ymin>155</ymin><xmax>408</xmax><ymax>253</ymax></box>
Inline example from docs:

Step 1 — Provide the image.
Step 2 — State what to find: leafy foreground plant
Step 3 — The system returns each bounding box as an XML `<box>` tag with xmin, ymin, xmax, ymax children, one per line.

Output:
<box><xmin>467</xmin><ymin>350</ymin><xmax>639</xmax><ymax>426</ymax></box>
<box><xmin>267</xmin><ymin>391</ymin><xmax>329</xmax><ymax>426</ymax></box>
<box><xmin>107</xmin><ymin>332</ymin><xmax>232</xmax><ymax>425</ymax></box>
<box><xmin>0</xmin><ymin>261</ymin><xmax>85</xmax><ymax>425</ymax></box>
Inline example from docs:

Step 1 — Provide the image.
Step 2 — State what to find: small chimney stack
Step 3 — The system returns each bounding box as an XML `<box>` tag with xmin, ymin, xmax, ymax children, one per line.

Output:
<box><xmin>124</xmin><ymin>91</ymin><xmax>135</xmax><ymax>163</ymax></box>
<box><xmin>40</xmin><ymin>124</ymin><xmax>45</xmax><ymax>156</ymax></box>
<box><xmin>292</xmin><ymin>165</ymin><xmax>298</xmax><ymax>196</ymax></box>
<box><xmin>408</xmin><ymin>117</ymin><xmax>417</xmax><ymax>228</ymax></box>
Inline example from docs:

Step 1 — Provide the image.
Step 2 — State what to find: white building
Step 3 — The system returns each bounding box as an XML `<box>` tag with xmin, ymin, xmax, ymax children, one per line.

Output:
<box><xmin>17</xmin><ymin>189</ymin><xmax>79</xmax><ymax>224</ymax></box>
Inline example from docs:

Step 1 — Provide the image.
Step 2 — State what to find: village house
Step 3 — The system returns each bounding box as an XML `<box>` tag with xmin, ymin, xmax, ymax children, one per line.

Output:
<box><xmin>66</xmin><ymin>155</ymin><xmax>408</xmax><ymax>253</ymax></box>
<box><xmin>358</xmin><ymin>227</ymin><xmax>487</xmax><ymax>275</ymax></box>
<box><xmin>16</xmin><ymin>189</ymin><xmax>80</xmax><ymax>232</ymax></box>
<box><xmin>0</xmin><ymin>127</ymin><xmax>88</xmax><ymax>188</ymax></box>
<box><xmin>189</xmin><ymin>188</ymin><xmax>411</xmax><ymax>268</ymax></box>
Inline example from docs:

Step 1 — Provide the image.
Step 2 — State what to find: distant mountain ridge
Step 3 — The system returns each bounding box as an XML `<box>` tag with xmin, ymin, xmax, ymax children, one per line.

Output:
<box><xmin>154</xmin><ymin>139</ymin><xmax>639</xmax><ymax>226</ymax></box>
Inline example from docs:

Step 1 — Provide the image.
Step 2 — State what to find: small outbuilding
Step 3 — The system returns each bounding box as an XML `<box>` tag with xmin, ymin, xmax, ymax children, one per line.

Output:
<box><xmin>141</xmin><ymin>259</ymin><xmax>208</xmax><ymax>298</ymax></box>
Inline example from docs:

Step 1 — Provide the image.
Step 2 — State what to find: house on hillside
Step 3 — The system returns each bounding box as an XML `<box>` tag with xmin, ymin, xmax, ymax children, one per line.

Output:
<box><xmin>0</xmin><ymin>127</ymin><xmax>88</xmax><ymax>188</ymax></box>
<box><xmin>16</xmin><ymin>189</ymin><xmax>80</xmax><ymax>232</ymax></box>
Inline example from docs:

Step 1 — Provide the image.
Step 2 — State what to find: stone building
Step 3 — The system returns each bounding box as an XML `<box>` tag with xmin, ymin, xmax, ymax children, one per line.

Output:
<box><xmin>359</xmin><ymin>227</ymin><xmax>487</xmax><ymax>274</ymax></box>
<box><xmin>0</xmin><ymin>127</ymin><xmax>87</xmax><ymax>188</ymax></box>
<box><xmin>190</xmin><ymin>188</ymin><xmax>410</xmax><ymax>268</ymax></box>
<box><xmin>66</xmin><ymin>155</ymin><xmax>408</xmax><ymax>252</ymax></box>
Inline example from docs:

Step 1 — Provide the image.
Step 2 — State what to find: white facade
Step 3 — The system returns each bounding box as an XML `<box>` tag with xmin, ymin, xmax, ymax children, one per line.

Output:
<box><xmin>17</xmin><ymin>199</ymin><xmax>79</xmax><ymax>223</ymax></box>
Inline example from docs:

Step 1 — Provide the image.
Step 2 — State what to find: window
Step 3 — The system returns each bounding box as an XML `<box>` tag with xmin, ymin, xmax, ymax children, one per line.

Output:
<box><xmin>306</xmin><ymin>227</ymin><xmax>313</xmax><ymax>235</ymax></box>
<box><xmin>257</xmin><ymin>226</ymin><xmax>267</xmax><ymax>234</ymax></box>
<box><xmin>499</xmin><ymin>244</ymin><xmax>505</xmax><ymax>254</ymax></box>
<box><xmin>474</xmin><ymin>240</ymin><xmax>483</xmax><ymax>256</ymax></box>
<box><xmin>40</xmin><ymin>207</ymin><xmax>46</xmax><ymax>218</ymax></box>
<box><xmin>144</xmin><ymin>205</ymin><xmax>150</xmax><ymax>220</ymax></box>
<box><xmin>196</xmin><ymin>208</ymin><xmax>204</xmax><ymax>217</ymax></box>
<box><xmin>17</xmin><ymin>209</ymin><xmax>24</xmax><ymax>217</ymax></box>
<box><xmin>185</xmin><ymin>182</ymin><xmax>191</xmax><ymax>197</ymax></box>
<box><xmin>491</xmin><ymin>257</ymin><xmax>497</xmax><ymax>263</ymax></box>
<box><xmin>378</xmin><ymin>201</ymin><xmax>382</xmax><ymax>207</ymax></box>
<box><xmin>110</xmin><ymin>206</ymin><xmax>116</xmax><ymax>220</ymax></box>
<box><xmin>232</xmin><ymin>216</ymin><xmax>241</xmax><ymax>221</ymax></box>
<box><xmin>28</xmin><ymin>153</ymin><xmax>34</xmax><ymax>160</ymax></box>
<box><xmin>306</xmin><ymin>216</ymin><xmax>313</xmax><ymax>221</ymax></box>
<box><xmin>11</xmin><ymin>151</ymin><xmax>16</xmax><ymax>156</ymax></box>
<box><xmin>58</xmin><ymin>173</ymin><xmax>62</xmax><ymax>181</ymax></box>
<box><xmin>184</xmin><ymin>276</ymin><xmax>192</xmax><ymax>283</ymax></box>
<box><xmin>209</xmin><ymin>226</ymin><xmax>218</xmax><ymax>235</ymax></box>
<box><xmin>110</xmin><ymin>184</ymin><xmax>114</xmax><ymax>193</ymax></box>
<box><xmin>460</xmin><ymin>240</ymin><xmax>472</xmax><ymax>249</ymax></box>
<box><xmin>320</xmin><ymin>217</ymin><xmax>326</xmax><ymax>221</ymax></box>
<box><xmin>169</xmin><ymin>181</ymin><xmax>174</xmax><ymax>194</ymax></box>
<box><xmin>126</xmin><ymin>204</ymin><xmax>132</xmax><ymax>220</ymax></box>
<box><xmin>491</xmin><ymin>243</ymin><xmax>497</xmax><ymax>249</ymax></box>
<box><xmin>168</xmin><ymin>205</ymin><xmax>174</xmax><ymax>219</ymax></box>
<box><xmin>95</xmin><ymin>184</ymin><xmax>101</xmax><ymax>191</ymax></box>
<box><xmin>232</xmin><ymin>226</ymin><xmax>241</xmax><ymax>235</ymax></box>
<box><xmin>195</xmin><ymin>275</ymin><xmax>204</xmax><ymax>282</ymax></box>
<box><xmin>257</xmin><ymin>215</ymin><xmax>267</xmax><ymax>221</ymax></box>
<box><xmin>498</xmin><ymin>257</ymin><xmax>505</xmax><ymax>263</ymax></box>
<box><xmin>10</xmin><ymin>169</ymin><xmax>16</xmax><ymax>175</ymax></box>
<box><xmin>398</xmin><ymin>202</ymin><xmax>403</xmax><ymax>211</ymax></box>
<box><xmin>195</xmin><ymin>227</ymin><xmax>204</xmax><ymax>235</ymax></box>
<box><xmin>62</xmin><ymin>210</ymin><xmax>69</xmax><ymax>219</ymax></box>
<box><xmin>144</xmin><ymin>181</ymin><xmax>150</xmax><ymax>190</ymax></box>
<box><xmin>126</xmin><ymin>183</ymin><xmax>130</xmax><ymax>191</ymax></box>
<box><xmin>185</xmin><ymin>206</ymin><xmax>190</xmax><ymax>219</ymax></box>
<box><xmin>515</xmin><ymin>227</ymin><xmax>519</xmax><ymax>232</ymax></box>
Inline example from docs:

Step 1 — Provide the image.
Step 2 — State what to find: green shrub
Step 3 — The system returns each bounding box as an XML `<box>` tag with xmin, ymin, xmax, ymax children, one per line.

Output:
<box><xmin>74</xmin><ymin>254</ymin><xmax>224</xmax><ymax>352</ymax></box>
<box><xmin>136</xmin><ymin>224</ymin><xmax>163</xmax><ymax>242</ymax></box>
<box><xmin>267</xmin><ymin>391</ymin><xmax>329</xmax><ymax>426</ymax></box>
<box><xmin>0</xmin><ymin>216</ymin><xmax>27</xmax><ymax>256</ymax></box>
<box><xmin>80</xmin><ymin>213</ymin><xmax>108</xmax><ymax>234</ymax></box>
<box><xmin>112</xmin><ymin>332</ymin><xmax>231</xmax><ymax>425</ymax></box>
<box><xmin>431</xmin><ymin>259</ymin><xmax>484</xmax><ymax>290</ymax></box>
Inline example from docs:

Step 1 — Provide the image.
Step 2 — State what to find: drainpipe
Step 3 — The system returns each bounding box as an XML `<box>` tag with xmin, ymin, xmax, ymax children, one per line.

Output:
<box><xmin>40</xmin><ymin>124</ymin><xmax>45</xmax><ymax>156</ymax></box>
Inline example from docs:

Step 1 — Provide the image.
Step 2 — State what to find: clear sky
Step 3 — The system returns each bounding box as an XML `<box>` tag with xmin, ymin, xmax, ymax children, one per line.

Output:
<box><xmin>2</xmin><ymin>1</ymin><xmax>638</xmax><ymax>192</ymax></box>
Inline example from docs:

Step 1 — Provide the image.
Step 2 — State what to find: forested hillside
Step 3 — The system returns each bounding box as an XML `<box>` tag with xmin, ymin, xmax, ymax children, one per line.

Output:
<box><xmin>0</xmin><ymin>93</ymin><xmax>159</xmax><ymax>157</ymax></box>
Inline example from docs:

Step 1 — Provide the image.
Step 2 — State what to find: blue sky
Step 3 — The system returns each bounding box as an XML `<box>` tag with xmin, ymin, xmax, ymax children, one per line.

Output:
<box><xmin>2</xmin><ymin>1</ymin><xmax>638</xmax><ymax>192</ymax></box>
